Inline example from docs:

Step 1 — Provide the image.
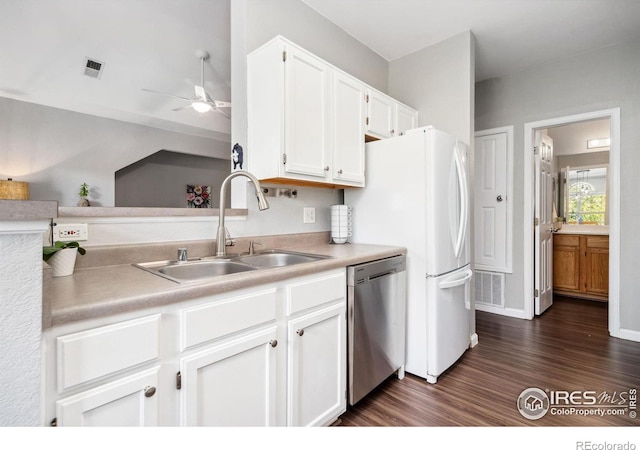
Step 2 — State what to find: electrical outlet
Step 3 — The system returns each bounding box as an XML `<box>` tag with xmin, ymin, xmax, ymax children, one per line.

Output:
<box><xmin>53</xmin><ymin>223</ymin><xmax>88</xmax><ymax>241</ymax></box>
<box><xmin>303</xmin><ymin>207</ymin><xmax>316</xmax><ymax>224</ymax></box>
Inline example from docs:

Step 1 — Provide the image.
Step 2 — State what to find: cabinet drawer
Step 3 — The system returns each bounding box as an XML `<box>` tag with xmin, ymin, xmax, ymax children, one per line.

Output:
<box><xmin>57</xmin><ymin>314</ymin><xmax>161</xmax><ymax>392</ymax></box>
<box><xmin>180</xmin><ymin>288</ymin><xmax>277</xmax><ymax>351</ymax></box>
<box><xmin>554</xmin><ymin>234</ymin><xmax>580</xmax><ymax>247</ymax></box>
<box><xmin>585</xmin><ymin>235</ymin><xmax>609</xmax><ymax>249</ymax></box>
<box><xmin>286</xmin><ymin>270</ymin><xmax>346</xmax><ymax>316</ymax></box>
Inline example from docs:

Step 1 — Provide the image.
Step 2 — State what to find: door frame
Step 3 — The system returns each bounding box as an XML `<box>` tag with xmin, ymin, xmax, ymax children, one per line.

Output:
<box><xmin>523</xmin><ymin>108</ymin><xmax>620</xmax><ymax>337</ymax></box>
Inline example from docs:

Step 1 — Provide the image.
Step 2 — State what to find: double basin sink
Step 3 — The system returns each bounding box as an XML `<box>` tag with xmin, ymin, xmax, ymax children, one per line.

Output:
<box><xmin>134</xmin><ymin>249</ymin><xmax>331</xmax><ymax>284</ymax></box>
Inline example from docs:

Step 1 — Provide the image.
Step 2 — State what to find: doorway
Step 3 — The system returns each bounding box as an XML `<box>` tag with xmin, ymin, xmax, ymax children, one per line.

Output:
<box><xmin>523</xmin><ymin>108</ymin><xmax>620</xmax><ymax>337</ymax></box>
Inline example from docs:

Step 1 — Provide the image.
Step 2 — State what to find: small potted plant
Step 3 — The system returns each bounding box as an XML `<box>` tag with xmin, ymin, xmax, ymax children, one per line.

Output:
<box><xmin>43</xmin><ymin>241</ymin><xmax>86</xmax><ymax>277</ymax></box>
<box><xmin>78</xmin><ymin>182</ymin><xmax>90</xmax><ymax>207</ymax></box>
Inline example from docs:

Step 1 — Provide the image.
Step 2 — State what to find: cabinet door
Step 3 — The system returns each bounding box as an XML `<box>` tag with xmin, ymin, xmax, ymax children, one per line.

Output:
<box><xmin>287</xmin><ymin>303</ymin><xmax>346</xmax><ymax>427</ymax></box>
<box><xmin>553</xmin><ymin>244</ymin><xmax>580</xmax><ymax>291</ymax></box>
<box><xmin>284</xmin><ymin>46</ymin><xmax>330</xmax><ymax>178</ymax></box>
<box><xmin>366</xmin><ymin>89</ymin><xmax>394</xmax><ymax>139</ymax></box>
<box><xmin>55</xmin><ymin>367</ymin><xmax>160</xmax><ymax>426</ymax></box>
<box><xmin>584</xmin><ymin>236</ymin><xmax>609</xmax><ymax>297</ymax></box>
<box><xmin>395</xmin><ymin>102</ymin><xmax>418</xmax><ymax>135</ymax></box>
<box><xmin>332</xmin><ymin>72</ymin><xmax>365</xmax><ymax>185</ymax></box>
<box><xmin>179</xmin><ymin>326</ymin><xmax>278</xmax><ymax>426</ymax></box>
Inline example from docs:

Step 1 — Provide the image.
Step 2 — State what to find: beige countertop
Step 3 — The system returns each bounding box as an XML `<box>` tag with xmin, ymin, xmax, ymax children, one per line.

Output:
<box><xmin>554</xmin><ymin>225</ymin><xmax>609</xmax><ymax>235</ymax></box>
<box><xmin>44</xmin><ymin>242</ymin><xmax>406</xmax><ymax>329</ymax></box>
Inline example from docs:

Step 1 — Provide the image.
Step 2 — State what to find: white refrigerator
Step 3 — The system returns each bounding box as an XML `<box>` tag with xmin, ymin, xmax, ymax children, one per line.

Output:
<box><xmin>345</xmin><ymin>126</ymin><xmax>475</xmax><ymax>383</ymax></box>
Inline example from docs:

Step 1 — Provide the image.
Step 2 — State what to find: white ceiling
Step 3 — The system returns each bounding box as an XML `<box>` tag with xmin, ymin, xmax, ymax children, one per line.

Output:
<box><xmin>2</xmin><ymin>0</ymin><xmax>640</xmax><ymax>141</ymax></box>
<box><xmin>0</xmin><ymin>0</ymin><xmax>231</xmax><ymax>140</ymax></box>
<box><xmin>301</xmin><ymin>0</ymin><xmax>640</xmax><ymax>82</ymax></box>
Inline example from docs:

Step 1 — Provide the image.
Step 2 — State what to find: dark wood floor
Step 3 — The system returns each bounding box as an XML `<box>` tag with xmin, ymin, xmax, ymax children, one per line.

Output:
<box><xmin>338</xmin><ymin>296</ymin><xmax>640</xmax><ymax>426</ymax></box>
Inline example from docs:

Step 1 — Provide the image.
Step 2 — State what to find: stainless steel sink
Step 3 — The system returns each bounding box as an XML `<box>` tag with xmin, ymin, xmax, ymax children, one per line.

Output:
<box><xmin>234</xmin><ymin>250</ymin><xmax>329</xmax><ymax>268</ymax></box>
<box><xmin>135</xmin><ymin>259</ymin><xmax>257</xmax><ymax>283</ymax></box>
<box><xmin>134</xmin><ymin>249</ymin><xmax>330</xmax><ymax>283</ymax></box>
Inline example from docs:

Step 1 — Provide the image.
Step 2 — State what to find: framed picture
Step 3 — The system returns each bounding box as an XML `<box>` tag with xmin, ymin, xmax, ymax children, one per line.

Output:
<box><xmin>186</xmin><ymin>184</ymin><xmax>211</xmax><ymax>208</ymax></box>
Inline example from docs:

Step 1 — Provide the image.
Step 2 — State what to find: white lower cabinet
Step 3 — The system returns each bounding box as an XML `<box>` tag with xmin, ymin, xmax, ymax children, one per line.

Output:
<box><xmin>179</xmin><ymin>326</ymin><xmax>278</xmax><ymax>426</ymax></box>
<box><xmin>287</xmin><ymin>303</ymin><xmax>346</xmax><ymax>426</ymax></box>
<box><xmin>44</xmin><ymin>268</ymin><xmax>346</xmax><ymax>427</ymax></box>
<box><xmin>55</xmin><ymin>367</ymin><xmax>160</xmax><ymax>426</ymax></box>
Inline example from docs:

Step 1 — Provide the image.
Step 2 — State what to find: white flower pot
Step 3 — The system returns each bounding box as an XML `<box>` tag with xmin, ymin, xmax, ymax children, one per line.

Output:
<box><xmin>48</xmin><ymin>248</ymin><xmax>78</xmax><ymax>277</ymax></box>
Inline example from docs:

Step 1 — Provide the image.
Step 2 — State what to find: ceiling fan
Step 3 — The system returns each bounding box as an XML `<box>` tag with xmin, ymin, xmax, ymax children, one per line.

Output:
<box><xmin>142</xmin><ymin>50</ymin><xmax>231</xmax><ymax>118</ymax></box>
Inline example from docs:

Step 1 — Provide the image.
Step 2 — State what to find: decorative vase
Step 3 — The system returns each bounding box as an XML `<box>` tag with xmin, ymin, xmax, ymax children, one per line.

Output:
<box><xmin>77</xmin><ymin>197</ymin><xmax>90</xmax><ymax>207</ymax></box>
<box><xmin>48</xmin><ymin>248</ymin><xmax>78</xmax><ymax>277</ymax></box>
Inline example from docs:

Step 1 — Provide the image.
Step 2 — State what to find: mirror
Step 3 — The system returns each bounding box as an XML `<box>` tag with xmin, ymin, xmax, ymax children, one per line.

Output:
<box><xmin>0</xmin><ymin>0</ymin><xmax>234</xmax><ymax>211</ymax></box>
<box><xmin>561</xmin><ymin>165</ymin><xmax>608</xmax><ymax>225</ymax></box>
<box><xmin>548</xmin><ymin>118</ymin><xmax>610</xmax><ymax>226</ymax></box>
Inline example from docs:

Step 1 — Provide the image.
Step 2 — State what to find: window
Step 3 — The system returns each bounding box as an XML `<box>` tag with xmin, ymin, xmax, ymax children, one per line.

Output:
<box><xmin>565</xmin><ymin>166</ymin><xmax>607</xmax><ymax>225</ymax></box>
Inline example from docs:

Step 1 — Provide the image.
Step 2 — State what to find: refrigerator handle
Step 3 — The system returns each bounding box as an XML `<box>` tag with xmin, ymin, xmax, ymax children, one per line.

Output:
<box><xmin>453</xmin><ymin>144</ymin><xmax>469</xmax><ymax>259</ymax></box>
<box><xmin>438</xmin><ymin>268</ymin><xmax>473</xmax><ymax>289</ymax></box>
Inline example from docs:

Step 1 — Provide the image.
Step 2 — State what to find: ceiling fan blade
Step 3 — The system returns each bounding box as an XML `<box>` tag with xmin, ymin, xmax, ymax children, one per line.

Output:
<box><xmin>215</xmin><ymin>107</ymin><xmax>231</xmax><ymax>119</ymax></box>
<box><xmin>194</xmin><ymin>85</ymin><xmax>207</xmax><ymax>101</ymax></box>
<box><xmin>142</xmin><ymin>88</ymin><xmax>191</xmax><ymax>101</ymax></box>
<box><xmin>171</xmin><ymin>105</ymin><xmax>192</xmax><ymax>112</ymax></box>
<box><xmin>213</xmin><ymin>100</ymin><xmax>231</xmax><ymax>108</ymax></box>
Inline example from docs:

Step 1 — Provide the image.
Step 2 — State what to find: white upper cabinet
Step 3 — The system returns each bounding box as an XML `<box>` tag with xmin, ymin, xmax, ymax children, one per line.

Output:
<box><xmin>331</xmin><ymin>71</ymin><xmax>366</xmax><ymax>184</ymax></box>
<box><xmin>248</xmin><ymin>36</ymin><xmax>417</xmax><ymax>189</ymax></box>
<box><xmin>366</xmin><ymin>88</ymin><xmax>419</xmax><ymax>139</ymax></box>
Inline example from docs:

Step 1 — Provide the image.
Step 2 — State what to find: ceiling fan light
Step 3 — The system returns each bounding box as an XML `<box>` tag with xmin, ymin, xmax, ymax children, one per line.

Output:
<box><xmin>192</xmin><ymin>101</ymin><xmax>212</xmax><ymax>113</ymax></box>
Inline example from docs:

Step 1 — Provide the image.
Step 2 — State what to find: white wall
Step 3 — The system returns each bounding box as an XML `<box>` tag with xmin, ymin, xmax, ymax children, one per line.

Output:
<box><xmin>0</xmin><ymin>97</ymin><xmax>230</xmax><ymax>207</ymax></box>
<box><xmin>245</xmin><ymin>0</ymin><xmax>388</xmax><ymax>92</ymax></box>
<box><xmin>475</xmin><ymin>37</ymin><xmax>640</xmax><ymax>332</ymax></box>
<box><xmin>389</xmin><ymin>30</ymin><xmax>475</xmax><ymax>146</ymax></box>
<box><xmin>0</xmin><ymin>223</ymin><xmax>48</xmax><ymax>426</ymax></box>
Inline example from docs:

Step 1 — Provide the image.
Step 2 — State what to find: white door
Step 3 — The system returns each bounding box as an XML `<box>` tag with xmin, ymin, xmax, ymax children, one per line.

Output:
<box><xmin>287</xmin><ymin>303</ymin><xmax>346</xmax><ymax>427</ymax></box>
<box><xmin>55</xmin><ymin>367</ymin><xmax>160</xmax><ymax>426</ymax></box>
<box><xmin>179</xmin><ymin>326</ymin><xmax>278</xmax><ymax>426</ymax></box>
<box><xmin>474</xmin><ymin>131</ymin><xmax>511</xmax><ymax>272</ymax></box>
<box><xmin>535</xmin><ymin>131</ymin><xmax>554</xmax><ymax>314</ymax></box>
<box><xmin>332</xmin><ymin>71</ymin><xmax>365</xmax><ymax>184</ymax></box>
<box><xmin>426</xmin><ymin>266</ymin><xmax>473</xmax><ymax>384</ymax></box>
<box><xmin>366</xmin><ymin>89</ymin><xmax>394</xmax><ymax>138</ymax></box>
<box><xmin>424</xmin><ymin>129</ymin><xmax>470</xmax><ymax>275</ymax></box>
<box><xmin>284</xmin><ymin>45</ymin><xmax>330</xmax><ymax>178</ymax></box>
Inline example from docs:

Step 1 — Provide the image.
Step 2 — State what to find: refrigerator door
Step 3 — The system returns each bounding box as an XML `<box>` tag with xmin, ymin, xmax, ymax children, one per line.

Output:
<box><xmin>424</xmin><ymin>130</ymin><xmax>471</xmax><ymax>276</ymax></box>
<box><xmin>425</xmin><ymin>264</ymin><xmax>473</xmax><ymax>383</ymax></box>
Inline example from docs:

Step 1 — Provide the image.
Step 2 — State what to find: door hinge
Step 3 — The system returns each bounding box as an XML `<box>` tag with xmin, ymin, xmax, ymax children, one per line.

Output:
<box><xmin>534</xmin><ymin>218</ymin><xmax>539</xmax><ymax>226</ymax></box>
<box><xmin>365</xmin><ymin>94</ymin><xmax>369</xmax><ymax>103</ymax></box>
<box><xmin>365</xmin><ymin>117</ymin><xmax>369</xmax><ymax>125</ymax></box>
<box><xmin>534</xmin><ymin>146</ymin><xmax>539</xmax><ymax>155</ymax></box>
<box><xmin>282</xmin><ymin>51</ymin><xmax>287</xmax><ymax>62</ymax></box>
<box><xmin>534</xmin><ymin>289</ymin><xmax>539</xmax><ymax>297</ymax></box>
<box><xmin>282</xmin><ymin>153</ymin><xmax>287</xmax><ymax>165</ymax></box>
<box><xmin>176</xmin><ymin>371</ymin><xmax>182</xmax><ymax>390</ymax></box>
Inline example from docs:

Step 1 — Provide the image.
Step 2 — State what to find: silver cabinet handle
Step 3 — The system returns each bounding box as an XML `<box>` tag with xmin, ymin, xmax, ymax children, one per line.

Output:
<box><xmin>337</xmin><ymin>169</ymin><xmax>343</xmax><ymax>175</ymax></box>
<box><xmin>324</xmin><ymin>166</ymin><xmax>330</xmax><ymax>171</ymax></box>
<box><xmin>296</xmin><ymin>329</ymin><xmax>304</xmax><ymax>336</ymax></box>
<box><xmin>144</xmin><ymin>386</ymin><xmax>156</xmax><ymax>398</ymax></box>
<box><xmin>497</xmin><ymin>195</ymin><xmax>503</xmax><ymax>202</ymax></box>
<box><xmin>269</xmin><ymin>339</ymin><xmax>278</xmax><ymax>348</ymax></box>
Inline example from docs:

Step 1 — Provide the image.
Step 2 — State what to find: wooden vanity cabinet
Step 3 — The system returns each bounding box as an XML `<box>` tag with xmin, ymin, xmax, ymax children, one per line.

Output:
<box><xmin>553</xmin><ymin>233</ymin><xmax>609</xmax><ymax>300</ymax></box>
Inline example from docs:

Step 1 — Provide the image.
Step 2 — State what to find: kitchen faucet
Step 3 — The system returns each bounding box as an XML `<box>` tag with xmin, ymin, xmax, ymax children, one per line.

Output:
<box><xmin>216</xmin><ymin>170</ymin><xmax>270</xmax><ymax>256</ymax></box>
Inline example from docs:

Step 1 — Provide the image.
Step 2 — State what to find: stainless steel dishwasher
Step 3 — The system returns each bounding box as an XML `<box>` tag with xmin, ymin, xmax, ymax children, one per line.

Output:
<box><xmin>347</xmin><ymin>254</ymin><xmax>407</xmax><ymax>405</ymax></box>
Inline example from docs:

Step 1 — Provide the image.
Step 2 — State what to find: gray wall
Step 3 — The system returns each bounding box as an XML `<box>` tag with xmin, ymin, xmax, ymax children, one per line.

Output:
<box><xmin>0</xmin><ymin>97</ymin><xmax>230</xmax><ymax>207</ymax></box>
<box><xmin>389</xmin><ymin>30</ymin><xmax>475</xmax><ymax>146</ymax></box>
<box><xmin>246</xmin><ymin>0</ymin><xmax>389</xmax><ymax>92</ymax></box>
<box><xmin>476</xmin><ymin>37</ymin><xmax>640</xmax><ymax>331</ymax></box>
<box><xmin>115</xmin><ymin>151</ymin><xmax>230</xmax><ymax>208</ymax></box>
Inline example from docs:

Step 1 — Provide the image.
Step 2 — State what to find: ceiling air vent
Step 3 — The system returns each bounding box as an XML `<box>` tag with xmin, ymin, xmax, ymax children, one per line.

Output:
<box><xmin>83</xmin><ymin>58</ymin><xmax>104</xmax><ymax>79</ymax></box>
